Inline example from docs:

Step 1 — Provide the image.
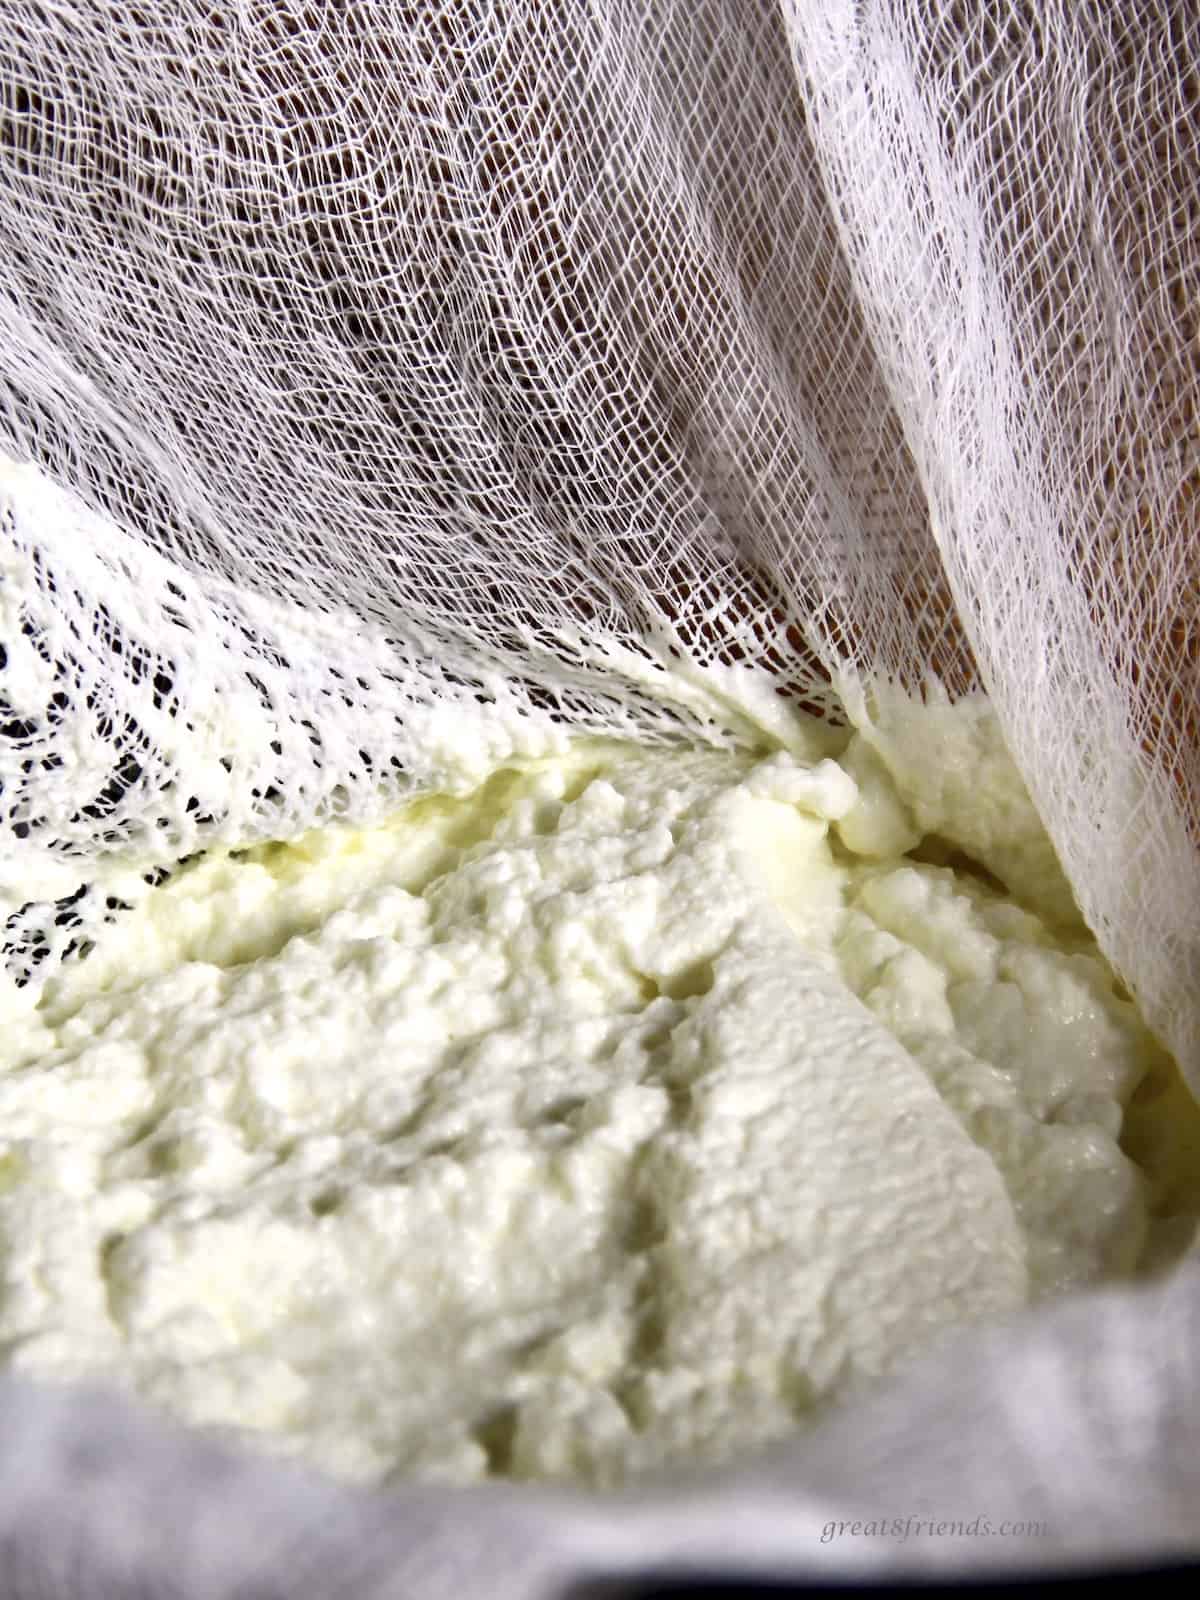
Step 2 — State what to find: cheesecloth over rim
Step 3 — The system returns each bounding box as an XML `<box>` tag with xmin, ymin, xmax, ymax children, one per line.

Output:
<box><xmin>0</xmin><ymin>2</ymin><xmax>1197</xmax><ymax>1594</ymax></box>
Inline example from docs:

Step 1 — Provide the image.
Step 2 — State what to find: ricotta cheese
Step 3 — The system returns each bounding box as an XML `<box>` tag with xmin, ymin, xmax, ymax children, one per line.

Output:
<box><xmin>0</xmin><ymin>718</ymin><xmax>1191</xmax><ymax>1487</ymax></box>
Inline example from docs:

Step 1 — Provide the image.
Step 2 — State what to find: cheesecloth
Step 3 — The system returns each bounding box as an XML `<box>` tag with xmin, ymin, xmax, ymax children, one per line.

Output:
<box><xmin>0</xmin><ymin>2</ymin><xmax>1197</xmax><ymax>1592</ymax></box>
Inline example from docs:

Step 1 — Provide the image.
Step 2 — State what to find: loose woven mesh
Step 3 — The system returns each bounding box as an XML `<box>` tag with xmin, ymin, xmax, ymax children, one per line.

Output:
<box><xmin>0</xmin><ymin>0</ymin><xmax>1196</xmax><ymax>1084</ymax></box>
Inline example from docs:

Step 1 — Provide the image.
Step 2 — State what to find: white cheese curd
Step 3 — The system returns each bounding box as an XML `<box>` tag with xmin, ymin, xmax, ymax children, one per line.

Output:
<box><xmin>0</xmin><ymin>716</ymin><xmax>1192</xmax><ymax>1487</ymax></box>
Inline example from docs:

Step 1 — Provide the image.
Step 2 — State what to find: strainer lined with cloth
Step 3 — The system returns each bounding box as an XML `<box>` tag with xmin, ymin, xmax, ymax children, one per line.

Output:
<box><xmin>0</xmin><ymin>2</ymin><xmax>1197</xmax><ymax>1594</ymax></box>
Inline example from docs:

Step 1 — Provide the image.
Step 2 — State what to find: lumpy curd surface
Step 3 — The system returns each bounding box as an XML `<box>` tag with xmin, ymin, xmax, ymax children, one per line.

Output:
<box><xmin>0</xmin><ymin>717</ymin><xmax>1190</xmax><ymax>1485</ymax></box>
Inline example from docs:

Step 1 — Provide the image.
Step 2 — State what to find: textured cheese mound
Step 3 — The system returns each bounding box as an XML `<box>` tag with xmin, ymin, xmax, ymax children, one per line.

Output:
<box><xmin>0</xmin><ymin>727</ymin><xmax>1178</xmax><ymax>1486</ymax></box>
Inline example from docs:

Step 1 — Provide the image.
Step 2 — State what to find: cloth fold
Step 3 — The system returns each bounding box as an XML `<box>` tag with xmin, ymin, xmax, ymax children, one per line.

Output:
<box><xmin>1</xmin><ymin>1263</ymin><xmax>1196</xmax><ymax>1598</ymax></box>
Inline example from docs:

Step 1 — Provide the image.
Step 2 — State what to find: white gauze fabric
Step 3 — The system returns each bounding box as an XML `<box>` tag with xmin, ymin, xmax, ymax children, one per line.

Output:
<box><xmin>0</xmin><ymin>0</ymin><xmax>1198</xmax><ymax>1591</ymax></box>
